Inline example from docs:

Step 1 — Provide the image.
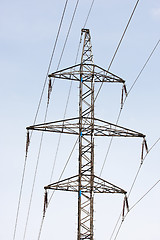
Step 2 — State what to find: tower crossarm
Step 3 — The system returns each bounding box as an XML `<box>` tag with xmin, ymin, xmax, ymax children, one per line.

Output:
<box><xmin>48</xmin><ymin>63</ymin><xmax>125</xmax><ymax>84</ymax></box>
<box><xmin>45</xmin><ymin>175</ymin><xmax>79</xmax><ymax>192</ymax></box>
<box><xmin>44</xmin><ymin>174</ymin><xmax>126</xmax><ymax>195</ymax></box>
<box><xmin>92</xmin><ymin>175</ymin><xmax>126</xmax><ymax>194</ymax></box>
<box><xmin>27</xmin><ymin>117</ymin><xmax>145</xmax><ymax>138</ymax></box>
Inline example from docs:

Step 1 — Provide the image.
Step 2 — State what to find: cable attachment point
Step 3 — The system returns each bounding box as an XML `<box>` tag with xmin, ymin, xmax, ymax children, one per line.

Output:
<box><xmin>141</xmin><ymin>138</ymin><xmax>148</xmax><ymax>164</ymax></box>
<box><xmin>48</xmin><ymin>78</ymin><xmax>52</xmax><ymax>104</ymax></box>
<box><xmin>25</xmin><ymin>130</ymin><xmax>30</xmax><ymax>158</ymax></box>
<box><xmin>122</xmin><ymin>194</ymin><xmax>129</xmax><ymax>221</ymax></box>
<box><xmin>121</xmin><ymin>84</ymin><xmax>127</xmax><ymax>109</ymax></box>
<box><xmin>43</xmin><ymin>189</ymin><xmax>48</xmax><ymax>217</ymax></box>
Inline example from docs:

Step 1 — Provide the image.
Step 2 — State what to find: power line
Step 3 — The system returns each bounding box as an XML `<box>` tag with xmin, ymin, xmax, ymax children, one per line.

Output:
<box><xmin>37</xmin><ymin>215</ymin><xmax>45</xmax><ymax>240</ymax></box>
<box><xmin>109</xmin><ymin>214</ymin><xmax>121</xmax><ymax>240</ymax></box>
<box><xmin>127</xmin><ymin>39</ymin><xmax>160</xmax><ymax>96</ymax></box>
<box><xmin>109</xmin><ymin>0</ymin><xmax>140</xmax><ymax>71</ymax></box>
<box><xmin>32</xmin><ymin>0</ymin><xmax>69</xmax><ymax>129</ymax></box>
<box><xmin>13</xmin><ymin>155</ymin><xmax>27</xmax><ymax>240</ymax></box>
<box><xmin>109</xmin><ymin>166</ymin><xmax>142</xmax><ymax>240</ymax></box>
<box><xmin>13</xmin><ymin>2</ymin><xmax>69</xmax><ymax>240</ymax></box>
<box><xmin>23</xmin><ymin>104</ymin><xmax>49</xmax><ymax>240</ymax></box>
<box><xmin>129</xmin><ymin>179</ymin><xmax>160</xmax><ymax>212</ymax></box>
<box><xmin>83</xmin><ymin>0</ymin><xmax>95</xmax><ymax>29</ymax></box>
<box><xmin>55</xmin><ymin>0</ymin><xmax>80</xmax><ymax>71</ymax></box>
<box><xmin>95</xmin><ymin>0</ymin><xmax>140</xmax><ymax>102</ymax></box>
<box><xmin>99</xmin><ymin>0</ymin><xmax>141</xmax><ymax>178</ymax></box>
<box><xmin>107</xmin><ymin>38</ymin><xmax>160</xmax><ymax>237</ymax></box>
<box><xmin>100</xmin><ymin>38</ymin><xmax>160</xmax><ymax>177</ymax></box>
<box><xmin>113</xmin><ymin>179</ymin><xmax>160</xmax><ymax>240</ymax></box>
<box><xmin>128</xmin><ymin>136</ymin><xmax>160</xmax><ymax>198</ymax></box>
<box><xmin>110</xmin><ymin>136</ymin><xmax>160</xmax><ymax>239</ymax></box>
<box><xmin>22</xmin><ymin>0</ymin><xmax>70</xmax><ymax>236</ymax></box>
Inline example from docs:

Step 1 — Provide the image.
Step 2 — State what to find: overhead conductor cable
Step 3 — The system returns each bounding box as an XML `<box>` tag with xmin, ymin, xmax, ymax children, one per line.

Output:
<box><xmin>13</xmin><ymin>2</ymin><xmax>69</xmax><ymax>240</ymax></box>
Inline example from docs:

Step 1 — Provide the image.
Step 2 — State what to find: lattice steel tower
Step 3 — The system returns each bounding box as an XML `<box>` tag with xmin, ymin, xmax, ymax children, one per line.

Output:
<box><xmin>27</xmin><ymin>29</ymin><xmax>145</xmax><ymax>240</ymax></box>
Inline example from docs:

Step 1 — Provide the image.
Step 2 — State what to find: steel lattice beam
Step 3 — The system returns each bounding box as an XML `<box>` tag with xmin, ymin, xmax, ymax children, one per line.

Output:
<box><xmin>44</xmin><ymin>174</ymin><xmax>127</xmax><ymax>194</ymax></box>
<box><xmin>48</xmin><ymin>63</ymin><xmax>125</xmax><ymax>83</ymax></box>
<box><xmin>27</xmin><ymin>117</ymin><xmax>145</xmax><ymax>138</ymax></box>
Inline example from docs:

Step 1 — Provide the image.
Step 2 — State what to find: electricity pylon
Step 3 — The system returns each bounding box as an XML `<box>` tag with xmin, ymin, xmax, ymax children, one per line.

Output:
<box><xmin>27</xmin><ymin>29</ymin><xmax>146</xmax><ymax>240</ymax></box>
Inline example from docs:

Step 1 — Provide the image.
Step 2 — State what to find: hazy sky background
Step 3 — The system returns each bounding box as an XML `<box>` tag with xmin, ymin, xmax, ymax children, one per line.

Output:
<box><xmin>1</xmin><ymin>0</ymin><xmax>160</xmax><ymax>239</ymax></box>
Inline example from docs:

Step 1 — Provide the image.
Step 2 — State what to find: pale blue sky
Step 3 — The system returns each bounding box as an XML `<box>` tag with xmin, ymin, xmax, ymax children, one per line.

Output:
<box><xmin>1</xmin><ymin>0</ymin><xmax>160</xmax><ymax>239</ymax></box>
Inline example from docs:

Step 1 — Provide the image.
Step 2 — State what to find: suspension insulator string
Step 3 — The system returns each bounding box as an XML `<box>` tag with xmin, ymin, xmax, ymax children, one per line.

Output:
<box><xmin>141</xmin><ymin>139</ymin><xmax>144</xmax><ymax>164</ymax></box>
<box><xmin>122</xmin><ymin>194</ymin><xmax>129</xmax><ymax>221</ymax></box>
<box><xmin>25</xmin><ymin>130</ymin><xmax>30</xmax><ymax>158</ymax></box>
<box><xmin>121</xmin><ymin>87</ymin><xmax>124</xmax><ymax>109</ymax></box>
<box><xmin>141</xmin><ymin>138</ymin><xmax>149</xmax><ymax>164</ymax></box>
<box><xmin>144</xmin><ymin>138</ymin><xmax>148</xmax><ymax>153</ymax></box>
<box><xmin>47</xmin><ymin>78</ymin><xmax>52</xmax><ymax>104</ymax></box>
<box><xmin>43</xmin><ymin>189</ymin><xmax>48</xmax><ymax>218</ymax></box>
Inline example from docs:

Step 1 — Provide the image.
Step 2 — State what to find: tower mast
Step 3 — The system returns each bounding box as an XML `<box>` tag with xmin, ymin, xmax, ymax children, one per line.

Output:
<box><xmin>27</xmin><ymin>28</ymin><xmax>146</xmax><ymax>240</ymax></box>
<box><xmin>78</xmin><ymin>29</ymin><xmax>94</xmax><ymax>239</ymax></box>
